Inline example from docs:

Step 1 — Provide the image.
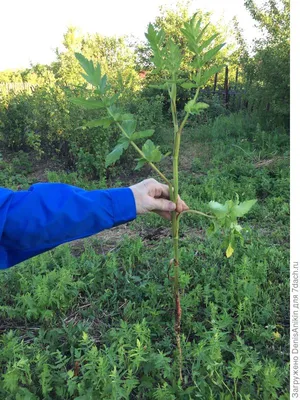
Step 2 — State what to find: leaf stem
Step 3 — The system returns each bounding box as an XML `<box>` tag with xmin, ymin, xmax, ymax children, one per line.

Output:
<box><xmin>177</xmin><ymin>209</ymin><xmax>215</xmax><ymax>223</ymax></box>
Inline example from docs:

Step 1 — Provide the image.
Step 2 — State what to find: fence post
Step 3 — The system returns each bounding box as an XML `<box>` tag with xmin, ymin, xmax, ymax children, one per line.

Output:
<box><xmin>234</xmin><ymin>67</ymin><xmax>239</xmax><ymax>111</ymax></box>
<box><xmin>213</xmin><ymin>72</ymin><xmax>218</xmax><ymax>94</ymax></box>
<box><xmin>224</xmin><ymin>66</ymin><xmax>229</xmax><ymax>109</ymax></box>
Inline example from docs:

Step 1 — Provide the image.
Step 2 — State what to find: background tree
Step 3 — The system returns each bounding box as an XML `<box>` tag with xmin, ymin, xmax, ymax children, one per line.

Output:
<box><xmin>241</xmin><ymin>0</ymin><xmax>290</xmax><ymax>129</ymax></box>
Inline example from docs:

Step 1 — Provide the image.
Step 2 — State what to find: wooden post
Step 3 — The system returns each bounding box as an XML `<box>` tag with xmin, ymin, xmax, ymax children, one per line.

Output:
<box><xmin>213</xmin><ymin>72</ymin><xmax>218</xmax><ymax>94</ymax></box>
<box><xmin>234</xmin><ymin>67</ymin><xmax>239</xmax><ymax>111</ymax></box>
<box><xmin>224</xmin><ymin>65</ymin><xmax>229</xmax><ymax>109</ymax></box>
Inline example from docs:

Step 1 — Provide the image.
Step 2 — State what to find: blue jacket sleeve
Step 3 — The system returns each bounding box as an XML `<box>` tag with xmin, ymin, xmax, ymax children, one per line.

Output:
<box><xmin>0</xmin><ymin>183</ymin><xmax>136</xmax><ymax>269</ymax></box>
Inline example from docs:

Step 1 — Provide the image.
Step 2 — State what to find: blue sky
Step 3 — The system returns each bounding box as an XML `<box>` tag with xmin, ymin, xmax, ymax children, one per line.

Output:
<box><xmin>1</xmin><ymin>0</ymin><xmax>262</xmax><ymax>71</ymax></box>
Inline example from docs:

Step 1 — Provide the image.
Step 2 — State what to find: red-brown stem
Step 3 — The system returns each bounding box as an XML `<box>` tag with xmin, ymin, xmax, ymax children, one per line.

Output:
<box><xmin>175</xmin><ymin>288</ymin><xmax>183</xmax><ymax>382</ymax></box>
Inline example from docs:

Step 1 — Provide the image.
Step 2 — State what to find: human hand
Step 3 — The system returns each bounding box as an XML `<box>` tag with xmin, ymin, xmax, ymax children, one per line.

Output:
<box><xmin>130</xmin><ymin>178</ymin><xmax>189</xmax><ymax>220</ymax></box>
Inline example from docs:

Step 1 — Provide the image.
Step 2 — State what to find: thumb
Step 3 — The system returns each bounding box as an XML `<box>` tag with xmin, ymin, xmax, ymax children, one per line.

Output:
<box><xmin>148</xmin><ymin>197</ymin><xmax>176</xmax><ymax>212</ymax></box>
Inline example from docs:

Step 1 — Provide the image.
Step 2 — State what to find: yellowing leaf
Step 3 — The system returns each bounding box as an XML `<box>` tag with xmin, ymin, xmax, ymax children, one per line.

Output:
<box><xmin>226</xmin><ymin>243</ymin><xmax>234</xmax><ymax>258</ymax></box>
<box><xmin>273</xmin><ymin>331</ymin><xmax>281</xmax><ymax>340</ymax></box>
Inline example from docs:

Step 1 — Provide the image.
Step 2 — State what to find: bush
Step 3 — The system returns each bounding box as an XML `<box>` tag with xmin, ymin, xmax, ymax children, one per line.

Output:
<box><xmin>11</xmin><ymin>150</ymin><xmax>33</xmax><ymax>174</ymax></box>
<box><xmin>125</xmin><ymin>92</ymin><xmax>164</xmax><ymax>131</ymax></box>
<box><xmin>0</xmin><ymin>85</ymin><xmax>166</xmax><ymax>180</ymax></box>
<box><xmin>0</xmin><ymin>86</ymin><xmax>116</xmax><ymax>179</ymax></box>
<box><xmin>0</xmin><ymin>91</ymin><xmax>35</xmax><ymax>150</ymax></box>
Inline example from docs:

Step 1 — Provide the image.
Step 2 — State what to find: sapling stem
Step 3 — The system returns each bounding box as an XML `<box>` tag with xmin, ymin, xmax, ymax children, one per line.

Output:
<box><xmin>169</xmin><ymin>83</ymin><xmax>203</xmax><ymax>381</ymax></box>
<box><xmin>74</xmin><ymin>27</ymin><xmax>256</xmax><ymax>385</ymax></box>
<box><xmin>112</xmin><ymin>80</ymin><xmax>211</xmax><ymax>383</ymax></box>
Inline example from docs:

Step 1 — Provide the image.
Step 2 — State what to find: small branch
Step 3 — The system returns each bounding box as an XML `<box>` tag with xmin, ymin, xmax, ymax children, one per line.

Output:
<box><xmin>179</xmin><ymin>209</ymin><xmax>215</xmax><ymax>218</ymax></box>
<box><xmin>176</xmin><ymin>86</ymin><xmax>200</xmax><ymax>139</ymax></box>
<box><xmin>115</xmin><ymin>121</ymin><xmax>173</xmax><ymax>187</ymax></box>
<box><xmin>177</xmin><ymin>209</ymin><xmax>215</xmax><ymax>223</ymax></box>
<box><xmin>148</xmin><ymin>159</ymin><xmax>173</xmax><ymax>188</ymax></box>
<box><xmin>178</xmin><ymin>112</ymin><xmax>190</xmax><ymax>135</ymax></box>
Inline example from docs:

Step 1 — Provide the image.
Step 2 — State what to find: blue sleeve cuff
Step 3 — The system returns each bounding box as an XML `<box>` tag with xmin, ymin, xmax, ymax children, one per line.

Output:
<box><xmin>108</xmin><ymin>187</ymin><xmax>137</xmax><ymax>226</ymax></box>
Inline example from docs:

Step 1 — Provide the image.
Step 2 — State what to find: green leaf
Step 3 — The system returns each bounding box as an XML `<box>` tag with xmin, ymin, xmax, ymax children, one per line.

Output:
<box><xmin>122</xmin><ymin>119</ymin><xmax>137</xmax><ymax>136</ymax></box>
<box><xmin>231</xmin><ymin>223</ymin><xmax>243</xmax><ymax>233</ymax></box>
<box><xmin>99</xmin><ymin>74</ymin><xmax>108</xmax><ymax>94</ymax></box>
<box><xmin>103</xmin><ymin>93</ymin><xmax>119</xmax><ymax>107</ymax></box>
<box><xmin>181</xmin><ymin>27</ymin><xmax>199</xmax><ymax>54</ymax></box>
<box><xmin>184</xmin><ymin>100</ymin><xmax>195</xmax><ymax>113</ymax></box>
<box><xmin>145</xmin><ymin>24</ymin><xmax>165</xmax><ymax>50</ymax></box>
<box><xmin>184</xmin><ymin>100</ymin><xmax>209</xmax><ymax>115</ymax></box>
<box><xmin>105</xmin><ymin>140</ymin><xmax>130</xmax><ymax>167</ymax></box>
<box><xmin>84</xmin><ymin>118</ymin><xmax>113</xmax><ymax>129</ymax></box>
<box><xmin>181</xmin><ymin>16</ymin><xmax>206</xmax><ymax>54</ymax></box>
<box><xmin>142</xmin><ymin>140</ymin><xmax>163</xmax><ymax>163</ymax></box>
<box><xmin>197</xmin><ymin>22</ymin><xmax>210</xmax><ymax>43</ymax></box>
<box><xmin>232</xmin><ymin>199</ymin><xmax>257</xmax><ymax>218</ymax></box>
<box><xmin>202</xmin><ymin>43</ymin><xmax>225</xmax><ymax>64</ymax></box>
<box><xmin>149</xmin><ymin>84</ymin><xmax>165</xmax><ymax>90</ymax></box>
<box><xmin>181</xmin><ymin>82</ymin><xmax>198</xmax><ymax>89</ymax></box>
<box><xmin>198</xmin><ymin>33</ymin><xmax>220</xmax><ymax>52</ymax></box>
<box><xmin>195</xmin><ymin>102</ymin><xmax>209</xmax><ymax>111</ymax></box>
<box><xmin>149</xmin><ymin>82</ymin><xmax>170</xmax><ymax>90</ymax></box>
<box><xmin>75</xmin><ymin>53</ymin><xmax>95</xmax><ymax>76</ymax></box>
<box><xmin>70</xmin><ymin>98</ymin><xmax>105</xmax><ymax>110</ymax></box>
<box><xmin>108</xmin><ymin>106</ymin><xmax>134</xmax><ymax>123</ymax></box>
<box><xmin>145</xmin><ymin>24</ymin><xmax>165</xmax><ymax>70</ymax></box>
<box><xmin>131</xmin><ymin>130</ymin><xmax>154</xmax><ymax>141</ymax></box>
<box><xmin>196</xmin><ymin>65</ymin><xmax>225</xmax><ymax>86</ymax></box>
<box><xmin>135</xmin><ymin>158</ymin><xmax>147</xmax><ymax>170</ymax></box>
<box><xmin>75</xmin><ymin>53</ymin><xmax>102</xmax><ymax>87</ymax></box>
<box><xmin>165</xmin><ymin>39</ymin><xmax>182</xmax><ymax>74</ymax></box>
<box><xmin>208</xmin><ymin>201</ymin><xmax>229</xmax><ymax>218</ymax></box>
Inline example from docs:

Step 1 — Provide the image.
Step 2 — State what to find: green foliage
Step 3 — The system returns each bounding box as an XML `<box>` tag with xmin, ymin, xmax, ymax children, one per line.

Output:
<box><xmin>71</xmin><ymin>14</ymin><xmax>259</xmax><ymax>386</ymax></box>
<box><xmin>0</xmin><ymin>85</ymin><xmax>115</xmax><ymax>179</ymax></box>
<box><xmin>0</xmin><ymin>153</ymin><xmax>33</xmax><ymax>189</ymax></box>
<box><xmin>0</xmin><ymin>4</ymin><xmax>290</xmax><ymax>398</ymax></box>
<box><xmin>11</xmin><ymin>151</ymin><xmax>33</xmax><ymax>174</ymax></box>
<box><xmin>71</xmin><ymin>54</ymin><xmax>165</xmax><ymax>173</ymax></box>
<box><xmin>140</xmin><ymin>1</ymin><xmax>231</xmax><ymax>71</ymax></box>
<box><xmin>126</xmin><ymin>93</ymin><xmax>164</xmax><ymax>131</ymax></box>
<box><xmin>0</xmin><ymin>111</ymin><xmax>289</xmax><ymax>398</ymax></box>
<box><xmin>240</xmin><ymin>0</ymin><xmax>290</xmax><ymax>129</ymax></box>
<box><xmin>208</xmin><ymin>198</ymin><xmax>256</xmax><ymax>257</ymax></box>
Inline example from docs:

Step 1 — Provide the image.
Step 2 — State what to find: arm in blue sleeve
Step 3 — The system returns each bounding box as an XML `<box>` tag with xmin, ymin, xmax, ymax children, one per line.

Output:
<box><xmin>0</xmin><ymin>183</ymin><xmax>136</xmax><ymax>269</ymax></box>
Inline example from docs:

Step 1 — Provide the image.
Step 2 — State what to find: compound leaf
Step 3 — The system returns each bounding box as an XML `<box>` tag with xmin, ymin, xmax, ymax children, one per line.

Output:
<box><xmin>75</xmin><ymin>53</ymin><xmax>102</xmax><ymax>87</ymax></box>
<box><xmin>232</xmin><ymin>199</ymin><xmax>257</xmax><ymax>218</ymax></box>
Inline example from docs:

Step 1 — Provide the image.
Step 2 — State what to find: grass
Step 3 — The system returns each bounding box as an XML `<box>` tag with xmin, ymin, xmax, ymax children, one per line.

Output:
<box><xmin>0</xmin><ymin>112</ymin><xmax>289</xmax><ymax>399</ymax></box>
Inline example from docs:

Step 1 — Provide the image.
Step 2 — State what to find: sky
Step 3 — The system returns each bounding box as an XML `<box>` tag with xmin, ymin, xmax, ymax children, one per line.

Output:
<box><xmin>0</xmin><ymin>0</ymin><xmax>263</xmax><ymax>71</ymax></box>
